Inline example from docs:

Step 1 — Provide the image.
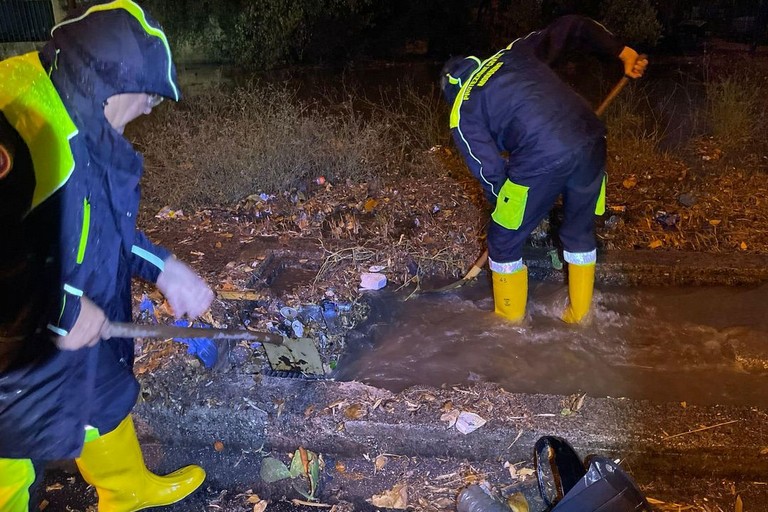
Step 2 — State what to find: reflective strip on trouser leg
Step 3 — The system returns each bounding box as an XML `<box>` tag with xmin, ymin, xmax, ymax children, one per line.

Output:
<box><xmin>488</xmin><ymin>257</ymin><xmax>524</xmax><ymax>274</ymax></box>
<box><xmin>0</xmin><ymin>458</ymin><xmax>35</xmax><ymax>512</ymax></box>
<box><xmin>563</xmin><ymin>249</ymin><xmax>596</xmax><ymax>265</ymax></box>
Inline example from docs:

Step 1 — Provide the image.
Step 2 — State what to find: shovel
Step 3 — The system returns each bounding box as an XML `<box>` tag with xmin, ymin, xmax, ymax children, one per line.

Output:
<box><xmin>106</xmin><ymin>321</ymin><xmax>325</xmax><ymax>375</ymax></box>
<box><xmin>416</xmin><ymin>69</ymin><xmax>643</xmax><ymax>297</ymax></box>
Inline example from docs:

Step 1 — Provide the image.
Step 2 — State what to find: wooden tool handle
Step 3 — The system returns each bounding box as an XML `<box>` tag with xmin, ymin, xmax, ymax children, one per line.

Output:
<box><xmin>106</xmin><ymin>321</ymin><xmax>284</xmax><ymax>345</ymax></box>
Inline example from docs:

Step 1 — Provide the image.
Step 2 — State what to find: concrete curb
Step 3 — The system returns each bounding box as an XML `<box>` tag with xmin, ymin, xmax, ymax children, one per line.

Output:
<box><xmin>135</xmin><ymin>375</ymin><xmax>768</xmax><ymax>488</ymax></box>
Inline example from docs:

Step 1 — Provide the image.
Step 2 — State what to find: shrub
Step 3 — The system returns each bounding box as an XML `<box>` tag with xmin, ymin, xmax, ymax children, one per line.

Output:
<box><xmin>600</xmin><ymin>0</ymin><xmax>662</xmax><ymax>46</ymax></box>
<box><xmin>130</xmin><ymin>80</ymin><xmax>447</xmax><ymax>210</ymax></box>
<box><xmin>706</xmin><ymin>73</ymin><xmax>762</xmax><ymax>146</ymax></box>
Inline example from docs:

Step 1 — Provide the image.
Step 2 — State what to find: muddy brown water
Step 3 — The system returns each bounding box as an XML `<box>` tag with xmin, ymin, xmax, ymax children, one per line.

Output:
<box><xmin>336</xmin><ymin>278</ymin><xmax>768</xmax><ymax>408</ymax></box>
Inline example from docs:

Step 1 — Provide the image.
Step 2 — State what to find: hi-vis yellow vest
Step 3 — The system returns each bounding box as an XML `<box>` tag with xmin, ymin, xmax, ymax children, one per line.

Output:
<box><xmin>0</xmin><ymin>52</ymin><xmax>78</xmax><ymax>210</ymax></box>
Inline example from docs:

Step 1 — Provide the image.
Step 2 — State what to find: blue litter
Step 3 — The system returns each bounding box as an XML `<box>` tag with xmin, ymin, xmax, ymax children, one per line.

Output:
<box><xmin>138</xmin><ymin>295</ymin><xmax>155</xmax><ymax>318</ymax></box>
<box><xmin>172</xmin><ymin>319</ymin><xmax>218</xmax><ymax>369</ymax></box>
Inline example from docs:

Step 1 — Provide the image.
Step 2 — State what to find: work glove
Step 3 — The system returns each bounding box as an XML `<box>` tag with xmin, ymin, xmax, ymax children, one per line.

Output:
<box><xmin>156</xmin><ymin>256</ymin><xmax>214</xmax><ymax>319</ymax></box>
<box><xmin>56</xmin><ymin>296</ymin><xmax>109</xmax><ymax>350</ymax></box>
<box><xmin>618</xmin><ymin>46</ymin><xmax>648</xmax><ymax>79</ymax></box>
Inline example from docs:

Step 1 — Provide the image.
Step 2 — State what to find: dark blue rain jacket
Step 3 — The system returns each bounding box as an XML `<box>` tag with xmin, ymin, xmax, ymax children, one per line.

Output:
<box><xmin>0</xmin><ymin>0</ymin><xmax>180</xmax><ymax>459</ymax></box>
<box><xmin>446</xmin><ymin>15</ymin><xmax>624</xmax><ymax>202</ymax></box>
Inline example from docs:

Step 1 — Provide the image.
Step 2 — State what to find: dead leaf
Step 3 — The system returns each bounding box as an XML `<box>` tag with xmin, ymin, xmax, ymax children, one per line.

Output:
<box><xmin>649</xmin><ymin>239</ymin><xmax>663</xmax><ymax>249</ymax></box>
<box><xmin>374</xmin><ymin>454</ymin><xmax>389</xmax><ymax>472</ymax></box>
<box><xmin>740</xmin><ymin>241</ymin><xmax>748</xmax><ymax>250</ymax></box>
<box><xmin>369</xmin><ymin>483</ymin><xmax>408</xmax><ymax>509</ymax></box>
<box><xmin>304</xmin><ymin>404</ymin><xmax>316</xmax><ymax>417</ymax></box>
<box><xmin>709</xmin><ymin>219</ymin><xmax>721</xmax><ymax>226</ymax></box>
<box><xmin>215</xmin><ymin>241</ymin><xmax>223</xmax><ymax>248</ymax></box>
<box><xmin>622</xmin><ymin>176</ymin><xmax>637</xmax><ymax>189</ymax></box>
<box><xmin>45</xmin><ymin>483</ymin><xmax>63</xmax><ymax>491</ymax></box>
<box><xmin>335</xmin><ymin>461</ymin><xmax>346</xmax><ymax>473</ymax></box>
<box><xmin>507</xmin><ymin>492</ymin><xmax>530</xmax><ymax>512</ymax></box>
<box><xmin>440</xmin><ymin>409</ymin><xmax>460</xmax><ymax>428</ymax></box>
<box><xmin>736</xmin><ymin>494</ymin><xmax>743</xmax><ymax>512</ymax></box>
<box><xmin>344</xmin><ymin>403</ymin><xmax>367</xmax><ymax>420</ymax></box>
<box><xmin>518</xmin><ymin>468</ymin><xmax>535</xmax><ymax>479</ymax></box>
<box><xmin>364</xmin><ymin>198</ymin><xmax>378</xmax><ymax>212</ymax></box>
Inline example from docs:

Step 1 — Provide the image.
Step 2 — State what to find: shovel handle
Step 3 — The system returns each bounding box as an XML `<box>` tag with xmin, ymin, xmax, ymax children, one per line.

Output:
<box><xmin>105</xmin><ymin>321</ymin><xmax>285</xmax><ymax>345</ymax></box>
<box><xmin>595</xmin><ymin>54</ymin><xmax>647</xmax><ymax>117</ymax></box>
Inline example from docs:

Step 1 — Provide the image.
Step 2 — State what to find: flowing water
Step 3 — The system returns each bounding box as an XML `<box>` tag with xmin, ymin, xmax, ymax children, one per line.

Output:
<box><xmin>336</xmin><ymin>278</ymin><xmax>768</xmax><ymax>407</ymax></box>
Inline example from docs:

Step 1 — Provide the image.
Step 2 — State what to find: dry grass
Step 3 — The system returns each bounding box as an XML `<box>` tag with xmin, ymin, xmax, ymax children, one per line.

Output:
<box><xmin>131</xmin><ymin>80</ymin><xmax>448</xmax><ymax>212</ymax></box>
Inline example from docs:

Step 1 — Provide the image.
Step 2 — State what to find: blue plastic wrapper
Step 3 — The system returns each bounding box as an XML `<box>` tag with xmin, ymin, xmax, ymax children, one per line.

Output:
<box><xmin>138</xmin><ymin>295</ymin><xmax>155</xmax><ymax>317</ymax></box>
<box><xmin>172</xmin><ymin>319</ymin><xmax>218</xmax><ymax>369</ymax></box>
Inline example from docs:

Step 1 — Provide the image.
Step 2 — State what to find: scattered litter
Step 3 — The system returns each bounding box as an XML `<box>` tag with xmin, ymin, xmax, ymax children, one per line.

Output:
<box><xmin>155</xmin><ymin>206</ymin><xmax>184</xmax><ymax>219</ymax></box>
<box><xmin>605</xmin><ymin>215</ymin><xmax>622</xmax><ymax>230</ymax></box>
<box><xmin>368</xmin><ymin>265</ymin><xmax>387</xmax><ymax>272</ymax></box>
<box><xmin>455</xmin><ymin>411</ymin><xmax>487</xmax><ymax>434</ymax></box>
<box><xmin>440</xmin><ymin>410</ymin><xmax>486</xmax><ymax>434</ymax></box>
<box><xmin>360</xmin><ymin>272</ymin><xmax>387</xmax><ymax>291</ymax></box>
<box><xmin>172</xmin><ymin>319</ymin><xmax>217</xmax><ymax>369</ymax></box>
<box><xmin>654</xmin><ymin>210</ymin><xmax>680</xmax><ymax>229</ymax></box>
<box><xmin>280</xmin><ymin>306</ymin><xmax>298</xmax><ymax>320</ymax></box>
<box><xmin>291</xmin><ymin>319</ymin><xmax>305</xmax><ymax>337</ymax></box>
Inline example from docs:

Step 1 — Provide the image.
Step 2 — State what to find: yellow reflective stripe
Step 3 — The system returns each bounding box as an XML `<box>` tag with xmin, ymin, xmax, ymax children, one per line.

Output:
<box><xmin>0</xmin><ymin>52</ymin><xmax>78</xmax><ymax>210</ymax></box>
<box><xmin>449</xmin><ymin>51</ymin><xmax>504</xmax><ymax>128</ymax></box>
<box><xmin>0</xmin><ymin>458</ymin><xmax>35</xmax><ymax>511</ymax></box>
<box><xmin>57</xmin><ymin>294</ymin><xmax>67</xmax><ymax>324</ymax></box>
<box><xmin>52</xmin><ymin>0</ymin><xmax>179</xmax><ymax>100</ymax></box>
<box><xmin>77</xmin><ymin>197</ymin><xmax>90</xmax><ymax>264</ymax></box>
<box><xmin>595</xmin><ymin>174</ymin><xmax>606</xmax><ymax>215</ymax></box>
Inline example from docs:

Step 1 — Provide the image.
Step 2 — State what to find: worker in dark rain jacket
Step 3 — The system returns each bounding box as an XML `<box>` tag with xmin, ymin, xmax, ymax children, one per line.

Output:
<box><xmin>440</xmin><ymin>15</ymin><xmax>647</xmax><ymax>324</ymax></box>
<box><xmin>0</xmin><ymin>1</ymin><xmax>214</xmax><ymax>510</ymax></box>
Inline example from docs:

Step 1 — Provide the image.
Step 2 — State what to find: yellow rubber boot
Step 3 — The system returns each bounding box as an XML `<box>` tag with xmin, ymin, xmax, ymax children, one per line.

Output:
<box><xmin>491</xmin><ymin>266</ymin><xmax>528</xmax><ymax>323</ymax></box>
<box><xmin>0</xmin><ymin>459</ymin><xmax>35</xmax><ymax>512</ymax></box>
<box><xmin>562</xmin><ymin>262</ymin><xmax>596</xmax><ymax>324</ymax></box>
<box><xmin>75</xmin><ymin>415</ymin><xmax>205</xmax><ymax>512</ymax></box>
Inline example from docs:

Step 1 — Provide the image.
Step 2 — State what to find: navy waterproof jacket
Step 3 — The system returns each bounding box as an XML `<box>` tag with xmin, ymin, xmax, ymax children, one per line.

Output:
<box><xmin>446</xmin><ymin>15</ymin><xmax>625</xmax><ymax>203</ymax></box>
<box><xmin>0</xmin><ymin>0</ymin><xmax>180</xmax><ymax>459</ymax></box>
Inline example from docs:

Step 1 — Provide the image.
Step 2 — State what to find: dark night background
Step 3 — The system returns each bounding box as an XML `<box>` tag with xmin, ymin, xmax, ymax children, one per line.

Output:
<box><xmin>134</xmin><ymin>0</ymin><xmax>768</xmax><ymax>68</ymax></box>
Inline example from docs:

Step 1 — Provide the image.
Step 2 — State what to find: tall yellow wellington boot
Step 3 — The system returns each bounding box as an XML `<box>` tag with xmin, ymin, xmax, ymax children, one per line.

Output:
<box><xmin>562</xmin><ymin>262</ymin><xmax>596</xmax><ymax>324</ymax></box>
<box><xmin>491</xmin><ymin>266</ymin><xmax>528</xmax><ymax>323</ymax></box>
<box><xmin>75</xmin><ymin>415</ymin><xmax>205</xmax><ymax>512</ymax></box>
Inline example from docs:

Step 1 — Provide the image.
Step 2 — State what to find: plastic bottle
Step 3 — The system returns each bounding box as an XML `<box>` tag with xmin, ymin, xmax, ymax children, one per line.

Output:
<box><xmin>456</xmin><ymin>485</ymin><xmax>511</xmax><ymax>512</ymax></box>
